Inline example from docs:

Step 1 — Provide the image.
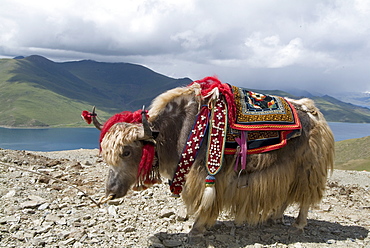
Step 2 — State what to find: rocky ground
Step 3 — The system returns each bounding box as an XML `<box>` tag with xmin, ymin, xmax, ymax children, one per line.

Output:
<box><xmin>0</xmin><ymin>148</ymin><xmax>369</xmax><ymax>248</ymax></box>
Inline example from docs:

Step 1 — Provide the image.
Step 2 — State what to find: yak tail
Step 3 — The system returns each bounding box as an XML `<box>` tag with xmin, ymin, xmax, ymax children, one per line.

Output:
<box><xmin>199</xmin><ymin>186</ymin><xmax>216</xmax><ymax>210</ymax></box>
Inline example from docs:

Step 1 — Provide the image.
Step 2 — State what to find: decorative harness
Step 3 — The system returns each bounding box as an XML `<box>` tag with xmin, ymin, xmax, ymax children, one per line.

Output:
<box><xmin>169</xmin><ymin>77</ymin><xmax>301</xmax><ymax>197</ymax></box>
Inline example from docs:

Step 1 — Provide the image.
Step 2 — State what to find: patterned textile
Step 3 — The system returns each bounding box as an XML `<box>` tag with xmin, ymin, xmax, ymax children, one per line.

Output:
<box><xmin>230</xmin><ymin>85</ymin><xmax>301</xmax><ymax>130</ymax></box>
<box><xmin>225</xmin><ymin>85</ymin><xmax>302</xmax><ymax>154</ymax></box>
<box><xmin>170</xmin><ymin>105</ymin><xmax>210</xmax><ymax>196</ymax></box>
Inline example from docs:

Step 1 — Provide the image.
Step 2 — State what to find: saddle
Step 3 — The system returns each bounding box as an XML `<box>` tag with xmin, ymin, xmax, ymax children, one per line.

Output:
<box><xmin>225</xmin><ymin>85</ymin><xmax>301</xmax><ymax>154</ymax></box>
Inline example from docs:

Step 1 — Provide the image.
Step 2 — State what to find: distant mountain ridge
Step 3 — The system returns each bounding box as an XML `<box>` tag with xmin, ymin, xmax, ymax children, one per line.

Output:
<box><xmin>0</xmin><ymin>55</ymin><xmax>191</xmax><ymax>127</ymax></box>
<box><xmin>1</xmin><ymin>55</ymin><xmax>370</xmax><ymax>127</ymax></box>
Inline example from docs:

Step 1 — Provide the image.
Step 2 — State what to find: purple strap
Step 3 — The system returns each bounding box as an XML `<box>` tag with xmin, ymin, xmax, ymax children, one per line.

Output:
<box><xmin>234</xmin><ymin>131</ymin><xmax>247</xmax><ymax>171</ymax></box>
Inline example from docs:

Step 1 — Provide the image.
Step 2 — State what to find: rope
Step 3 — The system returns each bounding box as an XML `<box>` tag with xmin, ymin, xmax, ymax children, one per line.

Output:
<box><xmin>0</xmin><ymin>161</ymin><xmax>101</xmax><ymax>207</ymax></box>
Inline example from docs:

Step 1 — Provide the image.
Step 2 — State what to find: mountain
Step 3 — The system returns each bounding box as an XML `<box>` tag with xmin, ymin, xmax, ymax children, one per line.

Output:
<box><xmin>331</xmin><ymin>91</ymin><xmax>370</xmax><ymax>109</ymax></box>
<box><xmin>312</xmin><ymin>95</ymin><xmax>370</xmax><ymax>123</ymax></box>
<box><xmin>1</xmin><ymin>55</ymin><xmax>370</xmax><ymax>127</ymax></box>
<box><xmin>0</xmin><ymin>55</ymin><xmax>191</xmax><ymax>127</ymax></box>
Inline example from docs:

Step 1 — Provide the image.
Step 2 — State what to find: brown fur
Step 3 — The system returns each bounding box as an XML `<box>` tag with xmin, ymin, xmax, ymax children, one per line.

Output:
<box><xmin>100</xmin><ymin>84</ymin><xmax>334</xmax><ymax>235</ymax></box>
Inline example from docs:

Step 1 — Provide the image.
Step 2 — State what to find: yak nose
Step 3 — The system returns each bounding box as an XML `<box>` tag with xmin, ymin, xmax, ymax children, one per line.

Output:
<box><xmin>105</xmin><ymin>169</ymin><xmax>129</xmax><ymax>199</ymax></box>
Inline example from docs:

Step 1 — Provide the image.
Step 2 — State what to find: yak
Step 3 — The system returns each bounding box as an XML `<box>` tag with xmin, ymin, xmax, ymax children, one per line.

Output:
<box><xmin>82</xmin><ymin>76</ymin><xmax>334</xmax><ymax>239</ymax></box>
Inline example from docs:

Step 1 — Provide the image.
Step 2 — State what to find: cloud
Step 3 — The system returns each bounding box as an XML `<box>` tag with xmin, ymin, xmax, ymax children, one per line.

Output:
<box><xmin>1</xmin><ymin>0</ymin><xmax>370</xmax><ymax>93</ymax></box>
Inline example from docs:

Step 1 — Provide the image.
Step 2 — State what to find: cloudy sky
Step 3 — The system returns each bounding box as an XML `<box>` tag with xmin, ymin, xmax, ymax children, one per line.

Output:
<box><xmin>1</xmin><ymin>0</ymin><xmax>370</xmax><ymax>94</ymax></box>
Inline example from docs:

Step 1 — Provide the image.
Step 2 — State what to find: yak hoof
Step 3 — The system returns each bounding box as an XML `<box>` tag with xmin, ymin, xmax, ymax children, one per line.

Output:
<box><xmin>188</xmin><ymin>228</ymin><xmax>206</xmax><ymax>245</ymax></box>
<box><xmin>188</xmin><ymin>233</ymin><xmax>205</xmax><ymax>245</ymax></box>
<box><xmin>291</xmin><ymin>223</ymin><xmax>305</xmax><ymax>234</ymax></box>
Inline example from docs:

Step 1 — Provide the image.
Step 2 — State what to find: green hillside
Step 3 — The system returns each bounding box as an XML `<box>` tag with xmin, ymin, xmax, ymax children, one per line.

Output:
<box><xmin>334</xmin><ymin>136</ymin><xmax>370</xmax><ymax>171</ymax></box>
<box><xmin>0</xmin><ymin>55</ymin><xmax>191</xmax><ymax>127</ymax></box>
<box><xmin>313</xmin><ymin>95</ymin><xmax>370</xmax><ymax>123</ymax></box>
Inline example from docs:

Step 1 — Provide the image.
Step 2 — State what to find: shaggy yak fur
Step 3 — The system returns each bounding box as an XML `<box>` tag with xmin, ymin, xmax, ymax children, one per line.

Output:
<box><xmin>99</xmin><ymin>81</ymin><xmax>334</xmax><ymax>237</ymax></box>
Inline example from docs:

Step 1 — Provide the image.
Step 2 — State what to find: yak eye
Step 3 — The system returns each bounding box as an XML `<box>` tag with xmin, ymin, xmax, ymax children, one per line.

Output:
<box><xmin>121</xmin><ymin>151</ymin><xmax>131</xmax><ymax>157</ymax></box>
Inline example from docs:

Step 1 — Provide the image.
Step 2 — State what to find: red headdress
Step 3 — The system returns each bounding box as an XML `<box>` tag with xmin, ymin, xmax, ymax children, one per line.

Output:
<box><xmin>189</xmin><ymin>76</ymin><xmax>236</xmax><ymax>124</ymax></box>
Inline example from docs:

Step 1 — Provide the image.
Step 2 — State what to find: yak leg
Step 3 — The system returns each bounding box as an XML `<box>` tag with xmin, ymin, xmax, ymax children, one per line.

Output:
<box><xmin>269</xmin><ymin>202</ymin><xmax>288</xmax><ymax>225</ymax></box>
<box><xmin>293</xmin><ymin>204</ymin><xmax>309</xmax><ymax>231</ymax></box>
<box><xmin>188</xmin><ymin>209</ymin><xmax>218</xmax><ymax>244</ymax></box>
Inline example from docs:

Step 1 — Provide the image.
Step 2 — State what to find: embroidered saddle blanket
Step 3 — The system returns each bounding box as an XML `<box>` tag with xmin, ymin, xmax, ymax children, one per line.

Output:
<box><xmin>225</xmin><ymin>85</ymin><xmax>301</xmax><ymax>154</ymax></box>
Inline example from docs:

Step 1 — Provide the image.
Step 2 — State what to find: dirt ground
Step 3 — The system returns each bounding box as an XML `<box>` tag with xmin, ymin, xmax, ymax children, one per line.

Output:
<box><xmin>0</xmin><ymin>148</ymin><xmax>369</xmax><ymax>247</ymax></box>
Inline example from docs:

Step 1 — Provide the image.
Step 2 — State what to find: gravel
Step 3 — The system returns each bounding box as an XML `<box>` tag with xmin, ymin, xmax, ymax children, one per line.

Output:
<box><xmin>0</xmin><ymin>148</ymin><xmax>369</xmax><ymax>247</ymax></box>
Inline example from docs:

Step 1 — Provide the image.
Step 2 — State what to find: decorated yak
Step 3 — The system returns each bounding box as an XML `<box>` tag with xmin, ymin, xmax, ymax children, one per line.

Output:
<box><xmin>82</xmin><ymin>76</ymin><xmax>334</xmax><ymax>238</ymax></box>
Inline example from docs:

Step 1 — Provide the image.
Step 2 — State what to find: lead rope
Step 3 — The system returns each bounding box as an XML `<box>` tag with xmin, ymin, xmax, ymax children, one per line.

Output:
<box><xmin>0</xmin><ymin>161</ymin><xmax>101</xmax><ymax>207</ymax></box>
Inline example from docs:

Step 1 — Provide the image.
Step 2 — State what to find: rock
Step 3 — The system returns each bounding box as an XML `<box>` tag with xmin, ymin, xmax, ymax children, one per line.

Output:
<box><xmin>149</xmin><ymin>236</ymin><xmax>164</xmax><ymax>247</ymax></box>
<box><xmin>123</xmin><ymin>226</ymin><xmax>136</xmax><ymax>233</ymax></box>
<box><xmin>84</xmin><ymin>160</ymin><xmax>92</xmax><ymax>165</ymax></box>
<box><xmin>2</xmin><ymin>189</ymin><xmax>16</xmax><ymax>198</ymax></box>
<box><xmin>162</xmin><ymin>239</ymin><xmax>182</xmax><ymax>247</ymax></box>
<box><xmin>0</xmin><ymin>215</ymin><xmax>20</xmax><ymax>224</ymax></box>
<box><xmin>8</xmin><ymin>224</ymin><xmax>20</xmax><ymax>233</ymax></box>
<box><xmin>160</xmin><ymin>208</ymin><xmax>175</xmax><ymax>218</ymax></box>
<box><xmin>31</xmin><ymin>238</ymin><xmax>46</xmax><ymax>246</ymax></box>
<box><xmin>20</xmin><ymin>200</ymin><xmax>41</xmax><ymax>209</ymax></box>
<box><xmin>68</xmin><ymin>229</ymin><xmax>86</xmax><ymax>241</ymax></box>
<box><xmin>44</xmin><ymin>214</ymin><xmax>61</xmax><ymax>223</ymax></box>
<box><xmin>107</xmin><ymin>205</ymin><xmax>118</xmax><ymax>217</ymax></box>
<box><xmin>176</xmin><ymin>207</ymin><xmax>188</xmax><ymax>221</ymax></box>
<box><xmin>215</xmin><ymin>234</ymin><xmax>234</xmax><ymax>243</ymax></box>
<box><xmin>37</xmin><ymin>203</ymin><xmax>49</xmax><ymax>210</ymax></box>
<box><xmin>34</xmin><ymin>225</ymin><xmax>52</xmax><ymax>234</ymax></box>
<box><xmin>60</xmin><ymin>238</ymin><xmax>76</xmax><ymax>246</ymax></box>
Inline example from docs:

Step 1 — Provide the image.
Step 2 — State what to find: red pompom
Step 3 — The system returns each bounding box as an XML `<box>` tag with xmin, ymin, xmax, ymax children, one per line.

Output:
<box><xmin>81</xmin><ymin>110</ymin><xmax>93</xmax><ymax>124</ymax></box>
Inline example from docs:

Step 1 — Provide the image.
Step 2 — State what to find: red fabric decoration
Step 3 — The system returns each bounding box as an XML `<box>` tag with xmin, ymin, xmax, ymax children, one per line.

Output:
<box><xmin>81</xmin><ymin>110</ymin><xmax>93</xmax><ymax>124</ymax></box>
<box><xmin>99</xmin><ymin>110</ymin><xmax>143</xmax><ymax>144</ymax></box>
<box><xmin>137</xmin><ymin>143</ymin><xmax>156</xmax><ymax>184</ymax></box>
<box><xmin>190</xmin><ymin>76</ymin><xmax>236</xmax><ymax>124</ymax></box>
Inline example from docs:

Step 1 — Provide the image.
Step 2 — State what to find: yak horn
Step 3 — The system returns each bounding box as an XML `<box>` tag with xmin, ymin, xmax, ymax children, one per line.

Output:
<box><xmin>92</xmin><ymin>106</ymin><xmax>103</xmax><ymax>131</ymax></box>
<box><xmin>141</xmin><ymin>105</ymin><xmax>153</xmax><ymax>139</ymax></box>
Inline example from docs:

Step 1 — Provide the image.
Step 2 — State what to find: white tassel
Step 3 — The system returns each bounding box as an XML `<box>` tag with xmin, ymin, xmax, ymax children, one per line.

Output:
<box><xmin>200</xmin><ymin>186</ymin><xmax>216</xmax><ymax>210</ymax></box>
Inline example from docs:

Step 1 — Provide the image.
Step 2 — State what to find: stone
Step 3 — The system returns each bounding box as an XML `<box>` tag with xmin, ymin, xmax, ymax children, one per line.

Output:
<box><xmin>31</xmin><ymin>238</ymin><xmax>46</xmax><ymax>247</ymax></box>
<box><xmin>20</xmin><ymin>200</ymin><xmax>40</xmax><ymax>209</ymax></box>
<box><xmin>60</xmin><ymin>238</ymin><xmax>76</xmax><ymax>246</ymax></box>
<box><xmin>160</xmin><ymin>208</ymin><xmax>175</xmax><ymax>218</ymax></box>
<box><xmin>107</xmin><ymin>205</ymin><xmax>118</xmax><ymax>217</ymax></box>
<box><xmin>215</xmin><ymin>234</ymin><xmax>234</xmax><ymax>243</ymax></box>
<box><xmin>162</xmin><ymin>239</ymin><xmax>182</xmax><ymax>247</ymax></box>
<box><xmin>28</xmin><ymin>195</ymin><xmax>47</xmax><ymax>204</ymax></box>
<box><xmin>68</xmin><ymin>229</ymin><xmax>86</xmax><ymax>241</ymax></box>
<box><xmin>37</xmin><ymin>203</ymin><xmax>49</xmax><ymax>210</ymax></box>
<box><xmin>123</xmin><ymin>226</ymin><xmax>136</xmax><ymax>233</ymax></box>
<box><xmin>176</xmin><ymin>207</ymin><xmax>188</xmax><ymax>221</ymax></box>
<box><xmin>0</xmin><ymin>215</ymin><xmax>19</xmax><ymax>224</ymax></box>
<box><xmin>35</xmin><ymin>225</ymin><xmax>52</xmax><ymax>234</ymax></box>
<box><xmin>45</xmin><ymin>214</ymin><xmax>61</xmax><ymax>223</ymax></box>
<box><xmin>2</xmin><ymin>189</ymin><xmax>16</xmax><ymax>198</ymax></box>
<box><xmin>149</xmin><ymin>235</ymin><xmax>163</xmax><ymax>247</ymax></box>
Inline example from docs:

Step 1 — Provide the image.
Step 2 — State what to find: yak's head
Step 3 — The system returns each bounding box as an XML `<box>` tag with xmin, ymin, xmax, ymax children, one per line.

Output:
<box><xmin>83</xmin><ymin>107</ymin><xmax>159</xmax><ymax>200</ymax></box>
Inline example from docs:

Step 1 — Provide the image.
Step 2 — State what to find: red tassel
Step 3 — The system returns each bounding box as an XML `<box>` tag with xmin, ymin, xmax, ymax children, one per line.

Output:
<box><xmin>137</xmin><ymin>143</ymin><xmax>156</xmax><ymax>183</ymax></box>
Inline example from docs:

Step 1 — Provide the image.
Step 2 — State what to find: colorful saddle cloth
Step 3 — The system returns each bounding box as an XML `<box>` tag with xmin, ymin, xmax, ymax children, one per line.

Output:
<box><xmin>225</xmin><ymin>86</ymin><xmax>301</xmax><ymax>154</ymax></box>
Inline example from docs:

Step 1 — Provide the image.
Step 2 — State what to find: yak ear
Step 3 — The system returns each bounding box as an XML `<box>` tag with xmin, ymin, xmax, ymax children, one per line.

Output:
<box><xmin>151</xmin><ymin>131</ymin><xmax>159</xmax><ymax>139</ymax></box>
<box><xmin>140</xmin><ymin>106</ymin><xmax>157</xmax><ymax>140</ymax></box>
